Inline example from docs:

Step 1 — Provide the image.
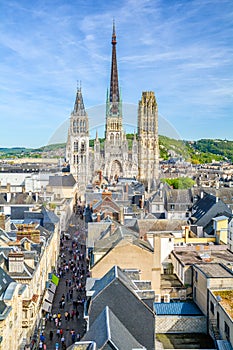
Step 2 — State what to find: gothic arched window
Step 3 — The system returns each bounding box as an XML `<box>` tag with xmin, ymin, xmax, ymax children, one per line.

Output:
<box><xmin>74</xmin><ymin>142</ymin><xmax>78</xmax><ymax>152</ymax></box>
<box><xmin>73</xmin><ymin>120</ymin><xmax>78</xmax><ymax>133</ymax></box>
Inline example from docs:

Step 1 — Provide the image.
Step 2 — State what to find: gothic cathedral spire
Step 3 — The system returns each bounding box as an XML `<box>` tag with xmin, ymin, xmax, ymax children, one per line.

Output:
<box><xmin>105</xmin><ymin>21</ymin><xmax>123</xmax><ymax>143</ymax></box>
<box><xmin>109</xmin><ymin>20</ymin><xmax>120</xmax><ymax>105</ymax></box>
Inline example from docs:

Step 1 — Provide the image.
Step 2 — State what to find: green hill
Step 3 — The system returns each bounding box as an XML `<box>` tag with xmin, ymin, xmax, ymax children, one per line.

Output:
<box><xmin>1</xmin><ymin>137</ymin><xmax>232</xmax><ymax>163</ymax></box>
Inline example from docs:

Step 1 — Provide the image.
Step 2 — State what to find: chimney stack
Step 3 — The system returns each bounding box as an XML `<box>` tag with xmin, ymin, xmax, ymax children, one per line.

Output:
<box><xmin>6</xmin><ymin>192</ymin><xmax>11</xmax><ymax>203</ymax></box>
<box><xmin>0</xmin><ymin>213</ymin><xmax>5</xmax><ymax>230</ymax></box>
<box><xmin>152</xmin><ymin>234</ymin><xmax>161</xmax><ymax>294</ymax></box>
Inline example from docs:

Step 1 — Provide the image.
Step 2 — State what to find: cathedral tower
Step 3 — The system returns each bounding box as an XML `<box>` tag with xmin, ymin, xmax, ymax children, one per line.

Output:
<box><xmin>103</xmin><ymin>21</ymin><xmax>128</xmax><ymax>180</ymax></box>
<box><xmin>66</xmin><ymin>86</ymin><xmax>89</xmax><ymax>194</ymax></box>
<box><xmin>138</xmin><ymin>91</ymin><xmax>159</xmax><ymax>192</ymax></box>
<box><xmin>105</xmin><ymin>21</ymin><xmax>123</xmax><ymax>144</ymax></box>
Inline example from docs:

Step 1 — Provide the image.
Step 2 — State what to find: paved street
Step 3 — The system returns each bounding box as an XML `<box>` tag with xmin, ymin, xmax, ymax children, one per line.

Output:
<box><xmin>41</xmin><ymin>214</ymin><xmax>88</xmax><ymax>350</ymax></box>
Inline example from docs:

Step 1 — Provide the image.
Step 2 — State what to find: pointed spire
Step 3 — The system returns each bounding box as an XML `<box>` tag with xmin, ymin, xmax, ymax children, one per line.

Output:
<box><xmin>95</xmin><ymin>130</ymin><xmax>98</xmax><ymax>141</ymax></box>
<box><xmin>73</xmin><ymin>83</ymin><xmax>86</xmax><ymax>116</ymax></box>
<box><xmin>109</xmin><ymin>20</ymin><xmax>120</xmax><ymax>107</ymax></box>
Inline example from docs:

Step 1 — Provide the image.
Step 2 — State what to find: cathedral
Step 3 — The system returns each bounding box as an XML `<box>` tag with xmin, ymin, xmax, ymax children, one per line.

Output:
<box><xmin>66</xmin><ymin>23</ymin><xmax>159</xmax><ymax>194</ymax></box>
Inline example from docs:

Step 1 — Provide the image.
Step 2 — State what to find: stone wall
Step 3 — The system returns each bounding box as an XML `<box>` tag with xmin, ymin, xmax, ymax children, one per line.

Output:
<box><xmin>156</xmin><ymin>315</ymin><xmax>207</xmax><ymax>333</ymax></box>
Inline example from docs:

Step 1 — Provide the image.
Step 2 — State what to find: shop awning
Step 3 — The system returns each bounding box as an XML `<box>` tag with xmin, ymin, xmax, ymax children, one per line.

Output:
<box><xmin>45</xmin><ymin>289</ymin><xmax>54</xmax><ymax>304</ymax></box>
<box><xmin>48</xmin><ymin>281</ymin><xmax>56</xmax><ymax>294</ymax></box>
<box><xmin>51</xmin><ymin>274</ymin><xmax>59</xmax><ymax>286</ymax></box>
<box><xmin>42</xmin><ymin>300</ymin><xmax>52</xmax><ymax>313</ymax></box>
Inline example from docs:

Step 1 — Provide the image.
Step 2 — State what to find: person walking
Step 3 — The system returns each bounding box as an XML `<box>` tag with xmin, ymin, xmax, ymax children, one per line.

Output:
<box><xmin>49</xmin><ymin>330</ymin><xmax>53</xmax><ymax>341</ymax></box>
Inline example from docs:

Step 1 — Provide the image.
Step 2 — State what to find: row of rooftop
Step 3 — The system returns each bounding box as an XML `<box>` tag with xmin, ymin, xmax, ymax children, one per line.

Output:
<box><xmin>0</xmin><ymin>163</ymin><xmax>232</xmax><ymax>349</ymax></box>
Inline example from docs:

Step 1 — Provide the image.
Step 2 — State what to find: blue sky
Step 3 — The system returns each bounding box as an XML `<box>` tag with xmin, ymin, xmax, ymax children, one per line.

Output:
<box><xmin>0</xmin><ymin>0</ymin><xmax>232</xmax><ymax>147</ymax></box>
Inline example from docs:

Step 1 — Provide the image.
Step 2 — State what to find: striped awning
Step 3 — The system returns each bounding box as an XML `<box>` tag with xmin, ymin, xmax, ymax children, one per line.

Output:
<box><xmin>45</xmin><ymin>289</ymin><xmax>54</xmax><ymax>304</ymax></box>
<box><xmin>42</xmin><ymin>300</ymin><xmax>52</xmax><ymax>313</ymax></box>
<box><xmin>48</xmin><ymin>281</ymin><xmax>56</xmax><ymax>294</ymax></box>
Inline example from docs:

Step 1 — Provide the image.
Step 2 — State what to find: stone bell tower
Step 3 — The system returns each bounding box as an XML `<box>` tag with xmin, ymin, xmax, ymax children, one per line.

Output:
<box><xmin>138</xmin><ymin>91</ymin><xmax>159</xmax><ymax>192</ymax></box>
<box><xmin>66</xmin><ymin>86</ymin><xmax>89</xmax><ymax>194</ymax></box>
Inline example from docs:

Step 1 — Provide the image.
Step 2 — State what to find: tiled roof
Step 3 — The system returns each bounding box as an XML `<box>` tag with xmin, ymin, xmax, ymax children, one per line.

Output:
<box><xmin>154</xmin><ymin>302</ymin><xmax>203</xmax><ymax>316</ymax></box>
<box><xmin>148</xmin><ymin>219</ymin><xmax>187</xmax><ymax>232</ymax></box>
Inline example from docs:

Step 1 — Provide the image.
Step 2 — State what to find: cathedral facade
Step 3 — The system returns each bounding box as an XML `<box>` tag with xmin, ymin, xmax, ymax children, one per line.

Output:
<box><xmin>66</xmin><ymin>23</ymin><xmax>159</xmax><ymax>194</ymax></box>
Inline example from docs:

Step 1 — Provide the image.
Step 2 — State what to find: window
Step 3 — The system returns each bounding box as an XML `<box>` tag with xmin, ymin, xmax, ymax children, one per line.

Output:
<box><xmin>210</xmin><ymin>301</ymin><xmax>214</xmax><ymax>315</ymax></box>
<box><xmin>225</xmin><ymin>322</ymin><xmax>230</xmax><ymax>340</ymax></box>
<box><xmin>81</xmin><ymin>142</ymin><xmax>85</xmax><ymax>153</ymax></box>
<box><xmin>195</xmin><ymin>270</ymin><xmax>198</xmax><ymax>282</ymax></box>
<box><xmin>73</xmin><ymin>120</ymin><xmax>79</xmax><ymax>133</ymax></box>
<box><xmin>74</xmin><ymin>142</ymin><xmax>78</xmax><ymax>152</ymax></box>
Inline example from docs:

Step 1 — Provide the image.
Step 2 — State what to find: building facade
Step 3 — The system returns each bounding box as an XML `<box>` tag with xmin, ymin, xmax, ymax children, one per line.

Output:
<box><xmin>66</xmin><ymin>23</ymin><xmax>159</xmax><ymax>195</ymax></box>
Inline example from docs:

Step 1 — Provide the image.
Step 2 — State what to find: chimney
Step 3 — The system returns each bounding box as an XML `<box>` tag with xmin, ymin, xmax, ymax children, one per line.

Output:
<box><xmin>119</xmin><ymin>206</ymin><xmax>124</xmax><ymax>225</ymax></box>
<box><xmin>97</xmin><ymin>212</ymin><xmax>101</xmax><ymax>222</ymax></box>
<box><xmin>185</xmin><ymin>226</ymin><xmax>189</xmax><ymax>242</ymax></box>
<box><xmin>110</xmin><ymin>223</ymin><xmax>115</xmax><ymax>234</ymax></box>
<box><xmin>8</xmin><ymin>252</ymin><xmax>24</xmax><ymax>273</ymax></box>
<box><xmin>0</xmin><ymin>213</ymin><xmax>5</xmax><ymax>230</ymax></box>
<box><xmin>6</xmin><ymin>192</ymin><xmax>11</xmax><ymax>203</ymax></box>
<box><xmin>152</xmin><ymin>234</ymin><xmax>161</xmax><ymax>294</ymax></box>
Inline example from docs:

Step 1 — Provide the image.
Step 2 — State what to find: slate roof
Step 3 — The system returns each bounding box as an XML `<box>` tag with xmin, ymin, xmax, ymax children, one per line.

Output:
<box><xmin>0</xmin><ymin>228</ymin><xmax>12</xmax><ymax>244</ymax></box>
<box><xmin>91</xmin><ymin>266</ymin><xmax>137</xmax><ymax>298</ymax></box>
<box><xmin>165</xmin><ymin>189</ymin><xmax>192</xmax><ymax>205</ymax></box>
<box><xmin>190</xmin><ymin>193</ymin><xmax>232</xmax><ymax>228</ymax></box>
<box><xmin>87</xmin><ymin>222</ymin><xmax>111</xmax><ymax>248</ymax></box>
<box><xmin>0</xmin><ymin>300</ymin><xmax>11</xmax><ymax>320</ymax></box>
<box><xmin>88</xmin><ymin>266</ymin><xmax>155</xmax><ymax>350</ymax></box>
<box><xmin>154</xmin><ymin>302</ymin><xmax>203</xmax><ymax>316</ymax></box>
<box><xmin>41</xmin><ymin>207</ymin><xmax>60</xmax><ymax>224</ymax></box>
<box><xmin>0</xmin><ymin>300</ymin><xmax>7</xmax><ymax>314</ymax></box>
<box><xmin>93</xmin><ymin>226</ymin><xmax>152</xmax><ymax>254</ymax></box>
<box><xmin>192</xmin><ymin>188</ymin><xmax>233</xmax><ymax>207</ymax></box>
<box><xmin>48</xmin><ymin>174</ymin><xmax>76</xmax><ymax>187</ymax></box>
<box><xmin>0</xmin><ymin>267</ymin><xmax>15</xmax><ymax>298</ymax></box>
<box><xmin>82</xmin><ymin>306</ymin><xmax>145</xmax><ymax>349</ymax></box>
<box><xmin>148</xmin><ymin>191</ymin><xmax>164</xmax><ymax>203</ymax></box>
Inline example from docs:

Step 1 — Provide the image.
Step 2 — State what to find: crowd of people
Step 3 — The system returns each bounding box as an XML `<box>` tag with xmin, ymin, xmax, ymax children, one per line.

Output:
<box><xmin>41</xmin><ymin>219</ymin><xmax>88</xmax><ymax>350</ymax></box>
